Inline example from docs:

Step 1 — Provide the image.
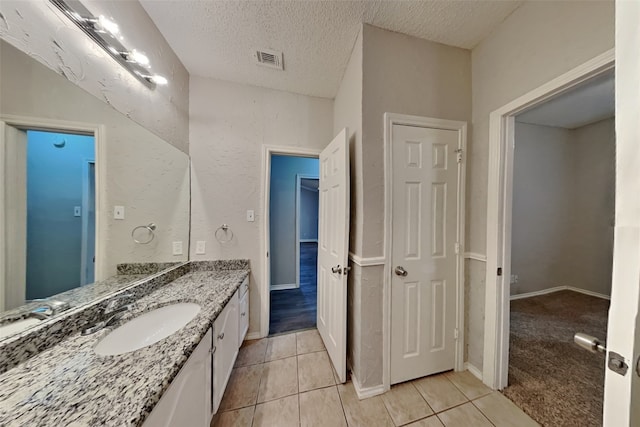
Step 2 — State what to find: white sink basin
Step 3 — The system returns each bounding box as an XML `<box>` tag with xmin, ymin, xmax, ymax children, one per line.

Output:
<box><xmin>94</xmin><ymin>303</ymin><xmax>201</xmax><ymax>356</ymax></box>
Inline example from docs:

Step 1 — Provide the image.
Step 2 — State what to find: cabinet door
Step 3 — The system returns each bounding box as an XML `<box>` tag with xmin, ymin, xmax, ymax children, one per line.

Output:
<box><xmin>212</xmin><ymin>291</ymin><xmax>239</xmax><ymax>414</ymax></box>
<box><xmin>144</xmin><ymin>328</ymin><xmax>212</xmax><ymax>427</ymax></box>
<box><xmin>238</xmin><ymin>289</ymin><xmax>249</xmax><ymax>344</ymax></box>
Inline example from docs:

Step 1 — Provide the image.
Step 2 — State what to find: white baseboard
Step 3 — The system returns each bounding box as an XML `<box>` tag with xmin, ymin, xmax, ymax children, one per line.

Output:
<box><xmin>464</xmin><ymin>362</ymin><xmax>483</xmax><ymax>381</ymax></box>
<box><xmin>348</xmin><ymin>252</ymin><xmax>386</xmax><ymax>267</ymax></box>
<box><xmin>351</xmin><ymin>372</ymin><xmax>385</xmax><ymax>400</ymax></box>
<box><xmin>299</xmin><ymin>239</ymin><xmax>318</xmax><ymax>243</ymax></box>
<box><xmin>510</xmin><ymin>285</ymin><xmax>610</xmax><ymax>301</ymax></box>
<box><xmin>270</xmin><ymin>283</ymin><xmax>297</xmax><ymax>291</ymax></box>
<box><xmin>244</xmin><ymin>331</ymin><xmax>263</xmax><ymax>340</ymax></box>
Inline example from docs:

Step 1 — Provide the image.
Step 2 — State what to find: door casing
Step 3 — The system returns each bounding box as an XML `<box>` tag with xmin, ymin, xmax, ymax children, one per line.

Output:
<box><xmin>260</xmin><ymin>145</ymin><xmax>322</xmax><ymax>338</ymax></box>
<box><xmin>383</xmin><ymin>113</ymin><xmax>467</xmax><ymax>392</ymax></box>
<box><xmin>483</xmin><ymin>49</ymin><xmax>615</xmax><ymax>391</ymax></box>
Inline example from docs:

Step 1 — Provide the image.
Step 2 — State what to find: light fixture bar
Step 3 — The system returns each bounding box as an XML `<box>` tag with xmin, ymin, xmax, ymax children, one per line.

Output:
<box><xmin>50</xmin><ymin>0</ymin><xmax>167</xmax><ymax>88</ymax></box>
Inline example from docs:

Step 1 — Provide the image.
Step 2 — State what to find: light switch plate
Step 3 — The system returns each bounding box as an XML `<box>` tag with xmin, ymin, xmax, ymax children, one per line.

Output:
<box><xmin>172</xmin><ymin>241</ymin><xmax>183</xmax><ymax>256</ymax></box>
<box><xmin>246</xmin><ymin>210</ymin><xmax>255</xmax><ymax>222</ymax></box>
<box><xmin>195</xmin><ymin>241</ymin><xmax>206</xmax><ymax>255</ymax></box>
<box><xmin>114</xmin><ymin>206</ymin><xmax>125</xmax><ymax>220</ymax></box>
<box><xmin>74</xmin><ymin>206</ymin><xmax>81</xmax><ymax>217</ymax></box>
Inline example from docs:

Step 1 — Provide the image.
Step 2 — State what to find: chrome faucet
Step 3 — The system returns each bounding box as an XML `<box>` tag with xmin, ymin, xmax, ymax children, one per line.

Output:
<box><xmin>29</xmin><ymin>299</ymin><xmax>71</xmax><ymax>317</ymax></box>
<box><xmin>82</xmin><ymin>293</ymin><xmax>134</xmax><ymax>335</ymax></box>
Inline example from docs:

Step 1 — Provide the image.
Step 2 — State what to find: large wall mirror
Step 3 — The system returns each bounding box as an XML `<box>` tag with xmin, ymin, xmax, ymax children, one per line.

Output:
<box><xmin>0</xmin><ymin>39</ymin><xmax>190</xmax><ymax>332</ymax></box>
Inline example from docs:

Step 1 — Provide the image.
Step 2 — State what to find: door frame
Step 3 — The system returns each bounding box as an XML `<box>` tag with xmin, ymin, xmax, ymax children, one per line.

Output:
<box><xmin>81</xmin><ymin>158</ymin><xmax>96</xmax><ymax>285</ymax></box>
<box><xmin>383</xmin><ymin>113</ymin><xmax>467</xmax><ymax>391</ymax></box>
<box><xmin>482</xmin><ymin>49</ymin><xmax>615</xmax><ymax>390</ymax></box>
<box><xmin>295</xmin><ymin>174</ymin><xmax>319</xmax><ymax>289</ymax></box>
<box><xmin>0</xmin><ymin>114</ymin><xmax>107</xmax><ymax>309</ymax></box>
<box><xmin>260</xmin><ymin>145</ymin><xmax>322</xmax><ymax>338</ymax></box>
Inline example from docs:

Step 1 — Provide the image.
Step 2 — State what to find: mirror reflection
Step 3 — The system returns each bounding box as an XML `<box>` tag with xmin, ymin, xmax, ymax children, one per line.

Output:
<box><xmin>0</xmin><ymin>39</ymin><xmax>190</xmax><ymax>329</ymax></box>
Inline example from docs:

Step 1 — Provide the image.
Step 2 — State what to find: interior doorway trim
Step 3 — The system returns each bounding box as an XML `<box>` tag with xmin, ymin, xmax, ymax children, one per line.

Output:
<box><xmin>483</xmin><ymin>48</ymin><xmax>615</xmax><ymax>390</ymax></box>
<box><xmin>260</xmin><ymin>145</ymin><xmax>322</xmax><ymax>338</ymax></box>
<box><xmin>81</xmin><ymin>159</ymin><xmax>96</xmax><ymax>286</ymax></box>
<box><xmin>382</xmin><ymin>112</ymin><xmax>467</xmax><ymax>392</ymax></box>
<box><xmin>0</xmin><ymin>114</ymin><xmax>107</xmax><ymax>310</ymax></box>
<box><xmin>295</xmin><ymin>173</ymin><xmax>319</xmax><ymax>290</ymax></box>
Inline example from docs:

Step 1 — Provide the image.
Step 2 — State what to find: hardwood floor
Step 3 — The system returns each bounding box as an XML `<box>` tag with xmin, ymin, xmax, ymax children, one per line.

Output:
<box><xmin>269</xmin><ymin>242</ymin><xmax>317</xmax><ymax>335</ymax></box>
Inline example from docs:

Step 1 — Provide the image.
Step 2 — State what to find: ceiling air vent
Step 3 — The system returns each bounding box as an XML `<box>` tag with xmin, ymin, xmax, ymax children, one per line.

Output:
<box><xmin>254</xmin><ymin>49</ymin><xmax>284</xmax><ymax>70</ymax></box>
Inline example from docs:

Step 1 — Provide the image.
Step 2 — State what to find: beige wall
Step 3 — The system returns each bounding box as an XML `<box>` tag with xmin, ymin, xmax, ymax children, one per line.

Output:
<box><xmin>341</xmin><ymin>24</ymin><xmax>471</xmax><ymax>388</ymax></box>
<box><xmin>0</xmin><ymin>0</ymin><xmax>189</xmax><ymax>153</ymax></box>
<box><xmin>511</xmin><ymin>119</ymin><xmax>614</xmax><ymax>297</ymax></box>
<box><xmin>1</xmin><ymin>40</ymin><xmax>191</xmax><ymax>279</ymax></box>
<box><xmin>189</xmin><ymin>77</ymin><xmax>333</xmax><ymax>336</ymax></box>
<box><xmin>469</xmin><ymin>0</ymin><xmax>615</xmax><ymax>370</ymax></box>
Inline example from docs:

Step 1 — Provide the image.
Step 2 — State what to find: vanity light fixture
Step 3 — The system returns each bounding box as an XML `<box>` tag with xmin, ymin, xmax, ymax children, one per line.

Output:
<box><xmin>50</xmin><ymin>0</ymin><xmax>167</xmax><ymax>88</ymax></box>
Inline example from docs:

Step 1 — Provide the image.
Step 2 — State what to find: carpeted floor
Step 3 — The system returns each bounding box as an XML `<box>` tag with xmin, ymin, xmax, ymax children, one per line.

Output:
<box><xmin>502</xmin><ymin>290</ymin><xmax>610</xmax><ymax>427</ymax></box>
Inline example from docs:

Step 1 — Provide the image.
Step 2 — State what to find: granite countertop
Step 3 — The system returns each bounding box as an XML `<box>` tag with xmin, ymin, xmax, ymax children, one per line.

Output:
<box><xmin>0</xmin><ymin>268</ymin><xmax>249</xmax><ymax>427</ymax></box>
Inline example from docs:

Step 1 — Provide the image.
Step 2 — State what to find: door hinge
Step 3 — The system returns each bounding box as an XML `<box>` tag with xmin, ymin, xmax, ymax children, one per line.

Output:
<box><xmin>454</xmin><ymin>328</ymin><xmax>459</xmax><ymax>340</ymax></box>
<box><xmin>454</xmin><ymin>242</ymin><xmax>461</xmax><ymax>255</ymax></box>
<box><xmin>455</xmin><ymin>148</ymin><xmax>463</xmax><ymax>163</ymax></box>
<box><xmin>497</xmin><ymin>267</ymin><xmax>502</xmax><ymax>276</ymax></box>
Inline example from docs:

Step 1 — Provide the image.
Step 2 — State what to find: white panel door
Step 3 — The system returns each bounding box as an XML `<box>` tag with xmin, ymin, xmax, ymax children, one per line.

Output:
<box><xmin>390</xmin><ymin>124</ymin><xmax>459</xmax><ymax>384</ymax></box>
<box><xmin>317</xmin><ymin>128</ymin><xmax>349</xmax><ymax>384</ymax></box>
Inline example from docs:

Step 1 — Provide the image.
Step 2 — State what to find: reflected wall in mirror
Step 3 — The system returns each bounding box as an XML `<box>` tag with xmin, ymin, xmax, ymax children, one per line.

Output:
<box><xmin>0</xmin><ymin>39</ymin><xmax>190</xmax><ymax>316</ymax></box>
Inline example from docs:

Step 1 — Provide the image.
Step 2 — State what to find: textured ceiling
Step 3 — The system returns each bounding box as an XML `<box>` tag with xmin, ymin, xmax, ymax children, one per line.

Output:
<box><xmin>139</xmin><ymin>0</ymin><xmax>522</xmax><ymax>99</ymax></box>
<box><xmin>517</xmin><ymin>70</ymin><xmax>615</xmax><ymax>129</ymax></box>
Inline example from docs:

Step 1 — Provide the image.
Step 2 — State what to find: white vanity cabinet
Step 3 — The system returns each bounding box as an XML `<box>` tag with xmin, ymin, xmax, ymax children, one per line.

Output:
<box><xmin>143</xmin><ymin>328</ymin><xmax>213</xmax><ymax>427</ymax></box>
<box><xmin>238</xmin><ymin>277</ymin><xmax>249</xmax><ymax>343</ymax></box>
<box><xmin>212</xmin><ymin>289</ymin><xmax>239</xmax><ymax>414</ymax></box>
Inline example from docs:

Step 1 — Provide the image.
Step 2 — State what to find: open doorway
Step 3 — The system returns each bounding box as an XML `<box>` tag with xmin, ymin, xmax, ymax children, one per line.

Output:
<box><xmin>1</xmin><ymin>124</ymin><xmax>96</xmax><ymax>311</ymax></box>
<box><xmin>493</xmin><ymin>70</ymin><xmax>614</xmax><ymax>425</ymax></box>
<box><xmin>268</xmin><ymin>154</ymin><xmax>319</xmax><ymax>334</ymax></box>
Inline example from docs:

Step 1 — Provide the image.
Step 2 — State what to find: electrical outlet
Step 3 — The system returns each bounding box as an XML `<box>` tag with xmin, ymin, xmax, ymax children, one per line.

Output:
<box><xmin>74</xmin><ymin>206</ymin><xmax>81</xmax><ymax>217</ymax></box>
<box><xmin>246</xmin><ymin>210</ymin><xmax>255</xmax><ymax>222</ymax></box>
<box><xmin>196</xmin><ymin>241</ymin><xmax>206</xmax><ymax>255</ymax></box>
<box><xmin>510</xmin><ymin>274</ymin><xmax>519</xmax><ymax>284</ymax></box>
<box><xmin>172</xmin><ymin>241</ymin><xmax>183</xmax><ymax>256</ymax></box>
<box><xmin>114</xmin><ymin>206</ymin><xmax>125</xmax><ymax>220</ymax></box>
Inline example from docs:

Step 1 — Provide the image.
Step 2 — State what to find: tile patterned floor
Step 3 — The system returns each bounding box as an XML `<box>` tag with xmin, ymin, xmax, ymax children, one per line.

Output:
<box><xmin>212</xmin><ymin>329</ymin><xmax>539</xmax><ymax>427</ymax></box>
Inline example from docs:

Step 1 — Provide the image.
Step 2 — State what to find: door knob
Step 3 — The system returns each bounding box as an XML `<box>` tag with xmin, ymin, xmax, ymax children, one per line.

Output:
<box><xmin>395</xmin><ymin>266</ymin><xmax>408</xmax><ymax>277</ymax></box>
<box><xmin>331</xmin><ymin>265</ymin><xmax>343</xmax><ymax>274</ymax></box>
<box><xmin>574</xmin><ymin>332</ymin><xmax>606</xmax><ymax>353</ymax></box>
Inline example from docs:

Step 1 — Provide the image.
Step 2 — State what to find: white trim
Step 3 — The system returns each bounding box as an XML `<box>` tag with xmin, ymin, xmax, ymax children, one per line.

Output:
<box><xmin>0</xmin><ymin>115</ymin><xmax>107</xmax><ymax>290</ymax></box>
<box><xmin>510</xmin><ymin>285</ymin><xmax>611</xmax><ymax>301</ymax></box>
<box><xmin>295</xmin><ymin>174</ymin><xmax>319</xmax><ymax>290</ymax></box>
<box><xmin>80</xmin><ymin>159</ymin><xmax>95</xmax><ymax>286</ymax></box>
<box><xmin>464</xmin><ymin>252</ymin><xmax>487</xmax><ymax>262</ymax></box>
<box><xmin>244</xmin><ymin>331</ymin><xmax>262</xmax><ymax>341</ymax></box>
<box><xmin>351</xmin><ymin>371</ymin><xmax>385</xmax><ymax>400</ymax></box>
<box><xmin>464</xmin><ymin>362</ymin><xmax>483</xmax><ymax>381</ymax></box>
<box><xmin>270</xmin><ymin>283</ymin><xmax>297</xmax><ymax>291</ymax></box>
<box><xmin>260</xmin><ymin>145</ymin><xmax>322</xmax><ymax>338</ymax></box>
<box><xmin>483</xmin><ymin>49</ymin><xmax>615</xmax><ymax>390</ymax></box>
<box><xmin>348</xmin><ymin>252</ymin><xmax>386</xmax><ymax>267</ymax></box>
<box><xmin>383</xmin><ymin>113</ymin><xmax>467</xmax><ymax>392</ymax></box>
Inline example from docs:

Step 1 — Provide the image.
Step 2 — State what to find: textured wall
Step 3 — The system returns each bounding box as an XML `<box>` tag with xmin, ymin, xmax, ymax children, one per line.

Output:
<box><xmin>469</xmin><ymin>0</ymin><xmax>615</xmax><ymax>371</ymax></box>
<box><xmin>0</xmin><ymin>0</ymin><xmax>189</xmax><ymax>153</ymax></box>
<box><xmin>1</xmin><ymin>40</ymin><xmax>191</xmax><ymax>280</ymax></box>
<box><xmin>269</xmin><ymin>155</ymin><xmax>319</xmax><ymax>287</ymax></box>
<box><xmin>189</xmin><ymin>77</ymin><xmax>333</xmax><ymax>336</ymax></box>
<box><xmin>511</xmin><ymin>120</ymin><xmax>615</xmax><ymax>297</ymax></box>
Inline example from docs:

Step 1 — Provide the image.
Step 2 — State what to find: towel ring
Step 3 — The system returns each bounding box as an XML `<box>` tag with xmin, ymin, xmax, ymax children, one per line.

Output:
<box><xmin>215</xmin><ymin>224</ymin><xmax>234</xmax><ymax>244</ymax></box>
<box><xmin>132</xmin><ymin>223</ymin><xmax>156</xmax><ymax>244</ymax></box>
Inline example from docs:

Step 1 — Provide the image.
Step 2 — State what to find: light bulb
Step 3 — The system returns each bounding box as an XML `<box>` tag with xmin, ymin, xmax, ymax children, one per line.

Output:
<box><xmin>150</xmin><ymin>75</ymin><xmax>168</xmax><ymax>85</ymax></box>
<box><xmin>97</xmin><ymin>15</ymin><xmax>119</xmax><ymax>36</ymax></box>
<box><xmin>128</xmin><ymin>49</ymin><xmax>149</xmax><ymax>66</ymax></box>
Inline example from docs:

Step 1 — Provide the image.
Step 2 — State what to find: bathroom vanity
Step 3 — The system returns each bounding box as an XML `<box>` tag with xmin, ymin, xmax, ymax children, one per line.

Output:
<box><xmin>0</xmin><ymin>261</ymin><xmax>250</xmax><ymax>427</ymax></box>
